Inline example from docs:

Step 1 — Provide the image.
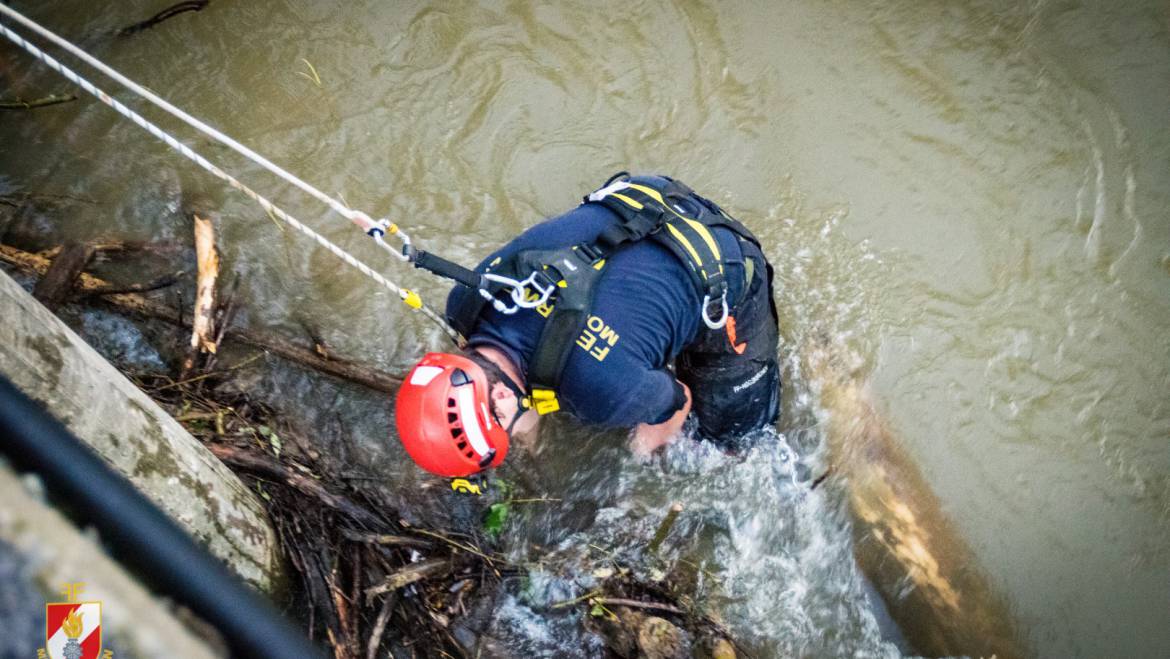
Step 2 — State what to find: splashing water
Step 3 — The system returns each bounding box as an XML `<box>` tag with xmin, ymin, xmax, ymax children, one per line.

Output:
<box><xmin>484</xmin><ymin>199</ymin><xmax>903</xmax><ymax>657</ymax></box>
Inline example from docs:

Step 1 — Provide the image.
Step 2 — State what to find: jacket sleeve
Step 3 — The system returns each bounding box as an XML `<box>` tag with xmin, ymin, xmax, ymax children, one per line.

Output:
<box><xmin>567</xmin><ymin>365</ymin><xmax>686</xmax><ymax>428</ymax></box>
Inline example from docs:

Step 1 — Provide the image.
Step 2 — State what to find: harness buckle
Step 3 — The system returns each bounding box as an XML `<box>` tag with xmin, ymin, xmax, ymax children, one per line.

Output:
<box><xmin>701</xmin><ymin>291</ymin><xmax>729</xmax><ymax>330</ymax></box>
<box><xmin>575</xmin><ymin>242</ymin><xmax>604</xmax><ymax>263</ymax></box>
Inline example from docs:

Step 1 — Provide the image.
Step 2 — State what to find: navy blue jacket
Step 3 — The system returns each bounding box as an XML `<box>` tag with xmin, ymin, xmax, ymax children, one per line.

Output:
<box><xmin>446</xmin><ymin>203</ymin><xmax>747</xmax><ymax>427</ymax></box>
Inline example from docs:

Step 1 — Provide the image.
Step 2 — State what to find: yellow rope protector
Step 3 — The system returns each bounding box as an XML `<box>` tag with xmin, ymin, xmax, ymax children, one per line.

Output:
<box><xmin>400</xmin><ymin>289</ymin><xmax>423</xmax><ymax>309</ymax></box>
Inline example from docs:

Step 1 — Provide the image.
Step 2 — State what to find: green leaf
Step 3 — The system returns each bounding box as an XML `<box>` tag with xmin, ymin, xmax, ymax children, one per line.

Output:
<box><xmin>257</xmin><ymin>425</ymin><xmax>282</xmax><ymax>457</ymax></box>
<box><xmin>483</xmin><ymin>502</ymin><xmax>509</xmax><ymax>536</ymax></box>
<box><xmin>590</xmin><ymin>603</ymin><xmax>605</xmax><ymax>618</ymax></box>
<box><xmin>494</xmin><ymin>478</ymin><xmax>511</xmax><ymax>498</ymax></box>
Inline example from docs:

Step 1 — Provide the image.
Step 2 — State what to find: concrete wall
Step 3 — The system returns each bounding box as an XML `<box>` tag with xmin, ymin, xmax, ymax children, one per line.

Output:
<box><xmin>0</xmin><ymin>269</ymin><xmax>281</xmax><ymax>591</ymax></box>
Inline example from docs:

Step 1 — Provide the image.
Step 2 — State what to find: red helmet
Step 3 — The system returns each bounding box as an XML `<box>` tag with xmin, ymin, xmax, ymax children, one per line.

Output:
<box><xmin>395</xmin><ymin>353</ymin><xmax>509</xmax><ymax>477</ymax></box>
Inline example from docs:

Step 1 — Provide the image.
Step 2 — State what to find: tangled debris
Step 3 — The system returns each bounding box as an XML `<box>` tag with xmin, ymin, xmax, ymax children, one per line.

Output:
<box><xmin>133</xmin><ymin>368</ymin><xmax>515</xmax><ymax>659</ymax></box>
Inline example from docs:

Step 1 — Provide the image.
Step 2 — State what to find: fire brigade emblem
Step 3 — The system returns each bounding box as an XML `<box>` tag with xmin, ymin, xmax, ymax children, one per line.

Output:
<box><xmin>38</xmin><ymin>584</ymin><xmax>111</xmax><ymax>659</ymax></box>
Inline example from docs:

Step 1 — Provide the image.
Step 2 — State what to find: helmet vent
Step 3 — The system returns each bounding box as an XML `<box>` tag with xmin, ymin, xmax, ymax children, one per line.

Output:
<box><xmin>451</xmin><ymin>427</ymin><xmax>463</xmax><ymax>438</ymax></box>
<box><xmin>457</xmin><ymin>441</ymin><xmax>467</xmax><ymax>450</ymax></box>
<box><xmin>447</xmin><ymin>398</ymin><xmax>456</xmax><ymax>408</ymax></box>
<box><xmin>447</xmin><ymin>412</ymin><xmax>458</xmax><ymax>423</ymax></box>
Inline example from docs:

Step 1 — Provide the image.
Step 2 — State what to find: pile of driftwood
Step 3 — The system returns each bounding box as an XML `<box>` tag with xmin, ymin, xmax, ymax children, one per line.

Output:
<box><xmin>134</xmin><ymin>369</ymin><xmax>515</xmax><ymax>659</ymax></box>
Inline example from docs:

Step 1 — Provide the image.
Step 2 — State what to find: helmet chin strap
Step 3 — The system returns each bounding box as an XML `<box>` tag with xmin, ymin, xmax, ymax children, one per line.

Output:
<box><xmin>466</xmin><ymin>350</ymin><xmax>532</xmax><ymax>432</ymax></box>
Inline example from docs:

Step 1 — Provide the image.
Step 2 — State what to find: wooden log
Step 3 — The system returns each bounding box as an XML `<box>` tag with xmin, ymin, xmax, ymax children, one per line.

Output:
<box><xmin>32</xmin><ymin>241</ymin><xmax>96</xmax><ymax>309</ymax></box>
<box><xmin>808</xmin><ymin>344</ymin><xmax>1026</xmax><ymax>658</ymax></box>
<box><xmin>0</xmin><ymin>242</ymin><xmax>401</xmax><ymax>393</ymax></box>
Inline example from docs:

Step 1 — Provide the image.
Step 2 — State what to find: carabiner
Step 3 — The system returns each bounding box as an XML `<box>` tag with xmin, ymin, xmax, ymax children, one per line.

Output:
<box><xmin>365</xmin><ymin>217</ymin><xmax>412</xmax><ymax>262</ymax></box>
<box><xmin>479</xmin><ymin>272</ymin><xmax>557</xmax><ymax>315</ymax></box>
<box><xmin>701</xmin><ymin>292</ymin><xmax>729</xmax><ymax>330</ymax></box>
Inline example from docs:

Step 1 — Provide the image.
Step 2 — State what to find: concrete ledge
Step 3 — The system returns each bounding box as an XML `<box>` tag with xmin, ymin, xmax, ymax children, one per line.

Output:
<box><xmin>0</xmin><ymin>269</ymin><xmax>281</xmax><ymax>590</ymax></box>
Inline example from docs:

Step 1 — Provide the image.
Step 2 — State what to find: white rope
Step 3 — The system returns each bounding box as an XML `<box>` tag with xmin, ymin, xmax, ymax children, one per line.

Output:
<box><xmin>0</xmin><ymin>5</ymin><xmax>461</xmax><ymax>344</ymax></box>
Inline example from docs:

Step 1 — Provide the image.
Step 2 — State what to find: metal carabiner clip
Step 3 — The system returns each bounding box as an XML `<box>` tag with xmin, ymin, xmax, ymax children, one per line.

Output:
<box><xmin>701</xmin><ymin>292</ymin><xmax>729</xmax><ymax>330</ymax></box>
<box><xmin>479</xmin><ymin>271</ymin><xmax>557</xmax><ymax>315</ymax></box>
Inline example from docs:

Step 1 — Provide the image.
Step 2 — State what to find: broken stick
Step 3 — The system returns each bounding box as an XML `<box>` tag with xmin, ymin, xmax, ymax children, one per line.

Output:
<box><xmin>182</xmin><ymin>213</ymin><xmax>219</xmax><ymax>376</ymax></box>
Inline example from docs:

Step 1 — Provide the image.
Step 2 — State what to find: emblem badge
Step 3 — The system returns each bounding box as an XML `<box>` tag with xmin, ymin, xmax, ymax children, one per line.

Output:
<box><xmin>39</xmin><ymin>584</ymin><xmax>110</xmax><ymax>659</ymax></box>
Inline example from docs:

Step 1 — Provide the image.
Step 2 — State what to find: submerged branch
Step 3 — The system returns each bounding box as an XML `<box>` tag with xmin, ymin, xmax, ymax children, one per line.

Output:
<box><xmin>0</xmin><ymin>93</ymin><xmax>78</xmax><ymax>110</ymax></box>
<box><xmin>118</xmin><ymin>0</ymin><xmax>210</xmax><ymax>36</ymax></box>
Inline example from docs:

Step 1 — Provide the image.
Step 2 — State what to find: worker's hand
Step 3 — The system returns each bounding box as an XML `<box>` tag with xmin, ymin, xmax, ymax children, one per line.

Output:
<box><xmin>630</xmin><ymin>381</ymin><xmax>691</xmax><ymax>457</ymax></box>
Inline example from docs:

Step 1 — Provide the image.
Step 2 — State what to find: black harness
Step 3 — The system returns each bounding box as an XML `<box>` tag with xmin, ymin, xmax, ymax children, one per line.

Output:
<box><xmin>447</xmin><ymin>173</ymin><xmax>763</xmax><ymax>414</ymax></box>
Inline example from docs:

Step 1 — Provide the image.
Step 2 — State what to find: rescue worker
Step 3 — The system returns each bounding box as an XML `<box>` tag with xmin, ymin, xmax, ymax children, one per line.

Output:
<box><xmin>395</xmin><ymin>173</ymin><xmax>780</xmax><ymax>478</ymax></box>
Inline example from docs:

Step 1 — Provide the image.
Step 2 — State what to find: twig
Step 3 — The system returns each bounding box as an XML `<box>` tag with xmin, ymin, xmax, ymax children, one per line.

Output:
<box><xmin>0</xmin><ymin>93</ymin><xmax>78</xmax><ymax>110</ymax></box>
<box><xmin>366</xmin><ymin>591</ymin><xmax>398</xmax><ymax>659</ymax></box>
<box><xmin>299</xmin><ymin>58</ymin><xmax>323</xmax><ymax>87</ymax></box>
<box><xmin>810</xmin><ymin>467</ymin><xmax>834</xmax><ymax>490</ymax></box>
<box><xmin>118</xmin><ymin>0</ymin><xmax>210</xmax><ymax>36</ymax></box>
<box><xmin>205</xmin><ymin>275</ymin><xmax>240</xmax><ymax>373</ymax></box>
<box><xmin>647</xmin><ymin>502</ymin><xmax>683</xmax><ymax>555</ymax></box>
<box><xmin>151</xmin><ymin>352</ymin><xmax>264</xmax><ymax>391</ymax></box>
<box><xmin>81</xmin><ymin>270</ymin><xmax>183</xmax><ymax>296</ymax></box>
<box><xmin>409</xmin><ymin>529</ymin><xmax>501</xmax><ymax>568</ymax></box>
<box><xmin>207</xmin><ymin>443</ymin><xmax>383</xmax><ymax>528</ymax></box>
<box><xmin>0</xmin><ymin>192</ymin><xmax>97</xmax><ymax>209</ymax></box>
<box><xmin>342</xmin><ymin>530</ymin><xmax>432</xmax><ymax>549</ymax></box>
<box><xmin>1</xmin><ymin>242</ymin><xmax>403</xmax><ymax>393</ymax></box>
<box><xmin>596</xmin><ymin>597</ymin><xmax>685</xmax><ymax>616</ymax></box>
<box><xmin>550</xmin><ymin>589</ymin><xmax>602</xmax><ymax>610</ymax></box>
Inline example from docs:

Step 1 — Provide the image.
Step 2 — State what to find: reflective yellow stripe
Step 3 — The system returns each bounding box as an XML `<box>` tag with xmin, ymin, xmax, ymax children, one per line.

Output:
<box><xmin>627</xmin><ymin>183</ymin><xmax>665</xmax><ymax>204</ymax></box>
<box><xmin>630</xmin><ymin>183</ymin><xmax>722</xmax><ymax>273</ymax></box>
<box><xmin>684</xmin><ymin>218</ymin><xmax>724</xmax><ymax>274</ymax></box>
<box><xmin>666</xmin><ymin>223</ymin><xmax>707</xmax><ymax>279</ymax></box>
<box><xmin>618</xmin><ymin>182</ymin><xmax>725</xmax><ymax>278</ymax></box>
<box><xmin>611</xmin><ymin>193</ymin><xmax>643</xmax><ymax>210</ymax></box>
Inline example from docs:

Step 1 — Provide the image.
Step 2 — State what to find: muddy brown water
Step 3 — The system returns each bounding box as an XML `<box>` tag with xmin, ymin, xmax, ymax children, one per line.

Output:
<box><xmin>2</xmin><ymin>1</ymin><xmax>1168</xmax><ymax>657</ymax></box>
